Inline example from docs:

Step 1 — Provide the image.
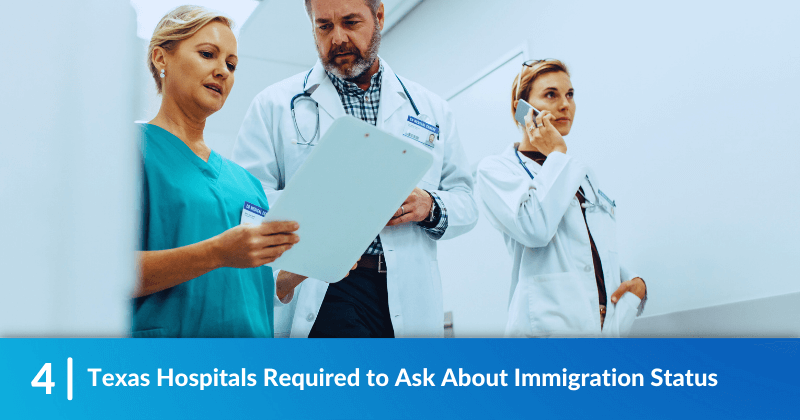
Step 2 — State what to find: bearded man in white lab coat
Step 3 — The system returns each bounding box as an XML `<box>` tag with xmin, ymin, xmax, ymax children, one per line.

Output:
<box><xmin>232</xmin><ymin>0</ymin><xmax>478</xmax><ymax>338</ymax></box>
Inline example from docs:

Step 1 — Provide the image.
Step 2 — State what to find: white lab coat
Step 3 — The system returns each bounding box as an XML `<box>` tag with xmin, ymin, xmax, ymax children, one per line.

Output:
<box><xmin>232</xmin><ymin>58</ymin><xmax>478</xmax><ymax>338</ymax></box>
<box><xmin>476</xmin><ymin>144</ymin><xmax>644</xmax><ymax>337</ymax></box>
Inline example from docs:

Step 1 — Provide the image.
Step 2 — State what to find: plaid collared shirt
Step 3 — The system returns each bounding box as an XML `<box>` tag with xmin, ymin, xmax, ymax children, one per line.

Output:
<box><xmin>326</xmin><ymin>65</ymin><xmax>448</xmax><ymax>255</ymax></box>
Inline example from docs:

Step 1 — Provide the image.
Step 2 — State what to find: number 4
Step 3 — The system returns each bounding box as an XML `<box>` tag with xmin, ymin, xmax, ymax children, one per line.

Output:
<box><xmin>32</xmin><ymin>363</ymin><xmax>55</xmax><ymax>395</ymax></box>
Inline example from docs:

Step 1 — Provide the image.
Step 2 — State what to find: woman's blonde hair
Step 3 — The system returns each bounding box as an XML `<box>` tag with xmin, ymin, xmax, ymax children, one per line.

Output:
<box><xmin>510</xmin><ymin>59</ymin><xmax>570</xmax><ymax>127</ymax></box>
<box><xmin>147</xmin><ymin>5</ymin><xmax>234</xmax><ymax>94</ymax></box>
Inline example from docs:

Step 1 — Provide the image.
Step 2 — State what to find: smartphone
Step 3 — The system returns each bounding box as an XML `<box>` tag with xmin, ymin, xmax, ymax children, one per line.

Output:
<box><xmin>514</xmin><ymin>99</ymin><xmax>541</xmax><ymax>127</ymax></box>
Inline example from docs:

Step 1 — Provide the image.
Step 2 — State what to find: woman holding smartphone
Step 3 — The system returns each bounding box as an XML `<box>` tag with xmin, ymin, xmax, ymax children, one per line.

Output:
<box><xmin>134</xmin><ymin>6</ymin><xmax>300</xmax><ymax>338</ymax></box>
<box><xmin>476</xmin><ymin>59</ymin><xmax>647</xmax><ymax>337</ymax></box>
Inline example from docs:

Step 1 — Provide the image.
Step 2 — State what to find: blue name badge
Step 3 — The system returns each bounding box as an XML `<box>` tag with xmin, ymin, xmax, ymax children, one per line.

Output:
<box><xmin>402</xmin><ymin>116</ymin><xmax>439</xmax><ymax>148</ymax></box>
<box><xmin>597</xmin><ymin>190</ymin><xmax>616</xmax><ymax>208</ymax></box>
<box><xmin>241</xmin><ymin>201</ymin><xmax>268</xmax><ymax>225</ymax></box>
<box><xmin>597</xmin><ymin>190</ymin><xmax>616</xmax><ymax>217</ymax></box>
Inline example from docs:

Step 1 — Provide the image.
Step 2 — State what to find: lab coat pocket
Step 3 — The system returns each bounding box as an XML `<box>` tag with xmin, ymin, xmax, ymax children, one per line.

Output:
<box><xmin>505</xmin><ymin>281</ymin><xmax>532</xmax><ymax>337</ymax></box>
<box><xmin>605</xmin><ymin>293</ymin><xmax>641</xmax><ymax>337</ymax></box>
<box><xmin>508</xmin><ymin>272</ymin><xmax>596</xmax><ymax>337</ymax></box>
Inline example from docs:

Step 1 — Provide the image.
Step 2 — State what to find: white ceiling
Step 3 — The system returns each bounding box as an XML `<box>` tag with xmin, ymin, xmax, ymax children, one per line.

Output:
<box><xmin>238</xmin><ymin>0</ymin><xmax>422</xmax><ymax>66</ymax></box>
<box><xmin>131</xmin><ymin>0</ymin><xmax>260</xmax><ymax>39</ymax></box>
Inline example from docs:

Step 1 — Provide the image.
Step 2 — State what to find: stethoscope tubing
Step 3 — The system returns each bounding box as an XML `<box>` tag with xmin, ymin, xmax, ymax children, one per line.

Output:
<box><xmin>291</xmin><ymin>69</ymin><xmax>320</xmax><ymax>146</ymax></box>
<box><xmin>290</xmin><ymin>67</ymin><xmax>435</xmax><ymax>146</ymax></box>
<box><xmin>514</xmin><ymin>145</ymin><xmax>607</xmax><ymax>212</ymax></box>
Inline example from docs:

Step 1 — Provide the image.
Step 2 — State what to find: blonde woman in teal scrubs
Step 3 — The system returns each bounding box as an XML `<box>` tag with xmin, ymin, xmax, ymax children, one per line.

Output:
<box><xmin>133</xmin><ymin>6</ymin><xmax>299</xmax><ymax>338</ymax></box>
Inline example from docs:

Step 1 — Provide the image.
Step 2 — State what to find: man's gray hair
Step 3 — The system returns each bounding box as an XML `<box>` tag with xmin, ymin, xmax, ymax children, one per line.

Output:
<box><xmin>304</xmin><ymin>0</ymin><xmax>382</xmax><ymax>18</ymax></box>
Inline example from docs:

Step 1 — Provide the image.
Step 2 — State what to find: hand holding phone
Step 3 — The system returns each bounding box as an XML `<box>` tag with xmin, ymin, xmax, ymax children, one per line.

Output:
<box><xmin>521</xmin><ymin>106</ymin><xmax>568</xmax><ymax>156</ymax></box>
<box><xmin>514</xmin><ymin>99</ymin><xmax>541</xmax><ymax>128</ymax></box>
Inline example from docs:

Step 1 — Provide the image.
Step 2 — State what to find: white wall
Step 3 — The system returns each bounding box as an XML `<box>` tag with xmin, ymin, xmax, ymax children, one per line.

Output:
<box><xmin>379</xmin><ymin>0</ymin><xmax>800</xmax><ymax>335</ymax></box>
<box><xmin>0</xmin><ymin>1</ymin><xmax>139</xmax><ymax>337</ymax></box>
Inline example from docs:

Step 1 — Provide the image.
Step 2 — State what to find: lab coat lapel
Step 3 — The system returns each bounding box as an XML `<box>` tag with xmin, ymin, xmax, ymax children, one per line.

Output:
<box><xmin>378</xmin><ymin>60</ymin><xmax>409</xmax><ymax>129</ymax></box>
<box><xmin>307</xmin><ymin>60</ymin><xmax>346</xmax><ymax>121</ymax></box>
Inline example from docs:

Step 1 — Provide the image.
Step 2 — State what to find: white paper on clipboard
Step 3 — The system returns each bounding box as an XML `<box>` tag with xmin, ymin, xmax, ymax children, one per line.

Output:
<box><xmin>262</xmin><ymin>116</ymin><xmax>434</xmax><ymax>282</ymax></box>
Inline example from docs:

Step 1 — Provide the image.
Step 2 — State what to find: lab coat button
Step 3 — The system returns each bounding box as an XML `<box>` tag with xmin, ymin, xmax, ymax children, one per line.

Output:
<box><xmin>584</xmin><ymin>265</ymin><xmax>592</xmax><ymax>272</ymax></box>
<box><xmin>571</xmin><ymin>199</ymin><xmax>578</xmax><ymax>207</ymax></box>
<box><xmin>306</xmin><ymin>313</ymin><xmax>315</xmax><ymax>322</ymax></box>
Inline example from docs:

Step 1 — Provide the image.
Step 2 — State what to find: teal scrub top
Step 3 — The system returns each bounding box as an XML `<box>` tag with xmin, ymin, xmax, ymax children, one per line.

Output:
<box><xmin>133</xmin><ymin>123</ymin><xmax>274</xmax><ymax>338</ymax></box>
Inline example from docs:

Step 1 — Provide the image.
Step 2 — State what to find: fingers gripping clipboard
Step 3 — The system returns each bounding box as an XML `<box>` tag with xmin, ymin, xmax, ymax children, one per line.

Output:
<box><xmin>262</xmin><ymin>116</ymin><xmax>434</xmax><ymax>282</ymax></box>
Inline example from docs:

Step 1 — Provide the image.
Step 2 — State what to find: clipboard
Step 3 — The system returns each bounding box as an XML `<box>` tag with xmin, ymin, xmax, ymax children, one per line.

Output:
<box><xmin>263</xmin><ymin>116</ymin><xmax>434</xmax><ymax>282</ymax></box>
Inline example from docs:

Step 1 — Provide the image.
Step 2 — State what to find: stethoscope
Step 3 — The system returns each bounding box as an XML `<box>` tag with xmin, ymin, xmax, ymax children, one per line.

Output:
<box><xmin>290</xmin><ymin>68</ymin><xmax>437</xmax><ymax>146</ymax></box>
<box><xmin>290</xmin><ymin>69</ymin><xmax>320</xmax><ymax>146</ymax></box>
<box><xmin>514</xmin><ymin>145</ymin><xmax>609</xmax><ymax>212</ymax></box>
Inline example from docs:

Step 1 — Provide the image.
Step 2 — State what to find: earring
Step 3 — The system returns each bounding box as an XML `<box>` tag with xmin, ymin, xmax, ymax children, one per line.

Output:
<box><xmin>160</xmin><ymin>69</ymin><xmax>165</xmax><ymax>79</ymax></box>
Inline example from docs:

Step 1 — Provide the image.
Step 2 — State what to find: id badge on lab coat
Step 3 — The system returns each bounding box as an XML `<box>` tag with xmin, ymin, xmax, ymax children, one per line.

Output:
<box><xmin>597</xmin><ymin>189</ymin><xmax>616</xmax><ymax>217</ymax></box>
<box><xmin>240</xmin><ymin>201</ymin><xmax>267</xmax><ymax>225</ymax></box>
<box><xmin>402</xmin><ymin>115</ymin><xmax>439</xmax><ymax>148</ymax></box>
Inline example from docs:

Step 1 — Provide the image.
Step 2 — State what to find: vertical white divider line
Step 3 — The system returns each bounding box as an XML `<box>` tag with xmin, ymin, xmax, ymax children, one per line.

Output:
<box><xmin>67</xmin><ymin>357</ymin><xmax>73</xmax><ymax>401</ymax></box>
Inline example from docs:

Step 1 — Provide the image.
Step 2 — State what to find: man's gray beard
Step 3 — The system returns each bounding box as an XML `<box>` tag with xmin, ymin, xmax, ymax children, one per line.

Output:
<box><xmin>320</xmin><ymin>23</ymin><xmax>381</xmax><ymax>80</ymax></box>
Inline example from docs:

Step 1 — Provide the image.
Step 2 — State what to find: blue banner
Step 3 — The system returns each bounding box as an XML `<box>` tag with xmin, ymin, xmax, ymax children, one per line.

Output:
<box><xmin>1</xmin><ymin>339</ymin><xmax>797</xmax><ymax>419</ymax></box>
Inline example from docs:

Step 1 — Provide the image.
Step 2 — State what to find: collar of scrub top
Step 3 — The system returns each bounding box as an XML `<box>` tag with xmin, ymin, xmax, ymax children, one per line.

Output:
<box><xmin>291</xmin><ymin>58</ymin><xmax>438</xmax><ymax>146</ymax></box>
<box><xmin>513</xmin><ymin>144</ymin><xmax>608</xmax><ymax>212</ymax></box>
